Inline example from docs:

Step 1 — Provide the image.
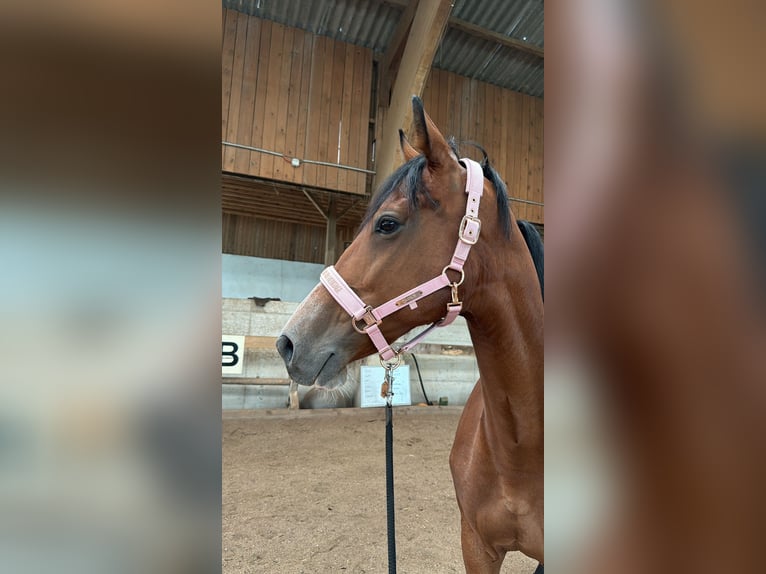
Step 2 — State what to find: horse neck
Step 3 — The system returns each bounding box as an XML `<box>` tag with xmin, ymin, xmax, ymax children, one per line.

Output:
<box><xmin>463</xmin><ymin>226</ymin><xmax>544</xmax><ymax>461</ymax></box>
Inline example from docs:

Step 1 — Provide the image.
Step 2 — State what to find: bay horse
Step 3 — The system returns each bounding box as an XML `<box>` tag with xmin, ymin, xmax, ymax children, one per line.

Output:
<box><xmin>276</xmin><ymin>97</ymin><xmax>544</xmax><ymax>572</ymax></box>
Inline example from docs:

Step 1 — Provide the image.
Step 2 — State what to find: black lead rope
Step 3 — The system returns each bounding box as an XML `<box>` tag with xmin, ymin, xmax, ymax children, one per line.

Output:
<box><xmin>381</xmin><ymin>364</ymin><xmax>397</xmax><ymax>574</ymax></box>
<box><xmin>385</xmin><ymin>401</ymin><xmax>397</xmax><ymax>574</ymax></box>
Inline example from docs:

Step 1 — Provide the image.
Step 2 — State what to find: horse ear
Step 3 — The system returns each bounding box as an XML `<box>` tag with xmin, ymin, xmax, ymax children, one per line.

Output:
<box><xmin>410</xmin><ymin>95</ymin><xmax>454</xmax><ymax>168</ymax></box>
<box><xmin>399</xmin><ymin>129</ymin><xmax>420</xmax><ymax>162</ymax></box>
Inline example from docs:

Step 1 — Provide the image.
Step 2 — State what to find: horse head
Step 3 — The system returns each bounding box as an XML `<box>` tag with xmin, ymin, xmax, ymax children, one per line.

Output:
<box><xmin>277</xmin><ymin>96</ymin><xmax>509</xmax><ymax>387</ymax></box>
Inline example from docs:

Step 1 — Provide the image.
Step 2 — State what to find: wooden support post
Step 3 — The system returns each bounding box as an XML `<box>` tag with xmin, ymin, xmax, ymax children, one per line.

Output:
<box><xmin>324</xmin><ymin>195</ymin><xmax>337</xmax><ymax>265</ymax></box>
<box><xmin>374</xmin><ymin>0</ymin><xmax>452</xmax><ymax>188</ymax></box>
<box><xmin>379</xmin><ymin>0</ymin><xmax>419</xmax><ymax>109</ymax></box>
<box><xmin>288</xmin><ymin>381</ymin><xmax>299</xmax><ymax>409</ymax></box>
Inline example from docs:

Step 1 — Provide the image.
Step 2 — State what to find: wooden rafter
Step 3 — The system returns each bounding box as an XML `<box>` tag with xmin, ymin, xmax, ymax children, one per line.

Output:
<box><xmin>449</xmin><ymin>17</ymin><xmax>543</xmax><ymax>59</ymax></box>
<box><xmin>381</xmin><ymin>0</ymin><xmax>544</xmax><ymax>59</ymax></box>
<box><xmin>222</xmin><ymin>173</ymin><xmax>369</xmax><ymax>229</ymax></box>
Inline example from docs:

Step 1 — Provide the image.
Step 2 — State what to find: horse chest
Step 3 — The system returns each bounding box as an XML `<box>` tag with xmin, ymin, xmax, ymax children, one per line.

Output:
<box><xmin>450</xmin><ymin>387</ymin><xmax>543</xmax><ymax>558</ymax></box>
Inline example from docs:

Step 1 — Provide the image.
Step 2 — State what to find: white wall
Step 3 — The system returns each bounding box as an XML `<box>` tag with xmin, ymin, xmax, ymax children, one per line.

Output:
<box><xmin>222</xmin><ymin>254</ymin><xmax>324</xmax><ymax>302</ymax></box>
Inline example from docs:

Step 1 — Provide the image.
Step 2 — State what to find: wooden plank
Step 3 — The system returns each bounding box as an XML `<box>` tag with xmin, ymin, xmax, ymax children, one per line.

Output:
<box><xmin>490</xmin><ymin>86</ymin><xmax>502</xmax><ymax>164</ymax></box>
<box><xmin>475</xmin><ymin>80</ymin><xmax>487</xmax><ymax>152</ymax></box>
<box><xmin>521</xmin><ymin>94</ymin><xmax>532</xmax><ymax>221</ymax></box>
<box><xmin>283</xmin><ymin>29</ymin><xmax>305</xmax><ymax>184</ymax></box>
<box><xmin>437</xmin><ymin>69</ymin><xmax>450</xmax><ymax>136</ymax></box>
<box><xmin>223</xmin><ymin>12</ymin><xmax>248</xmax><ymax>171</ymax></box>
<box><xmin>495</xmin><ymin>84</ymin><xmax>507</xmax><ymax>182</ymax></box>
<box><xmin>358</xmin><ymin>47</ymin><xmax>373</xmax><ymax>193</ymax></box>
<box><xmin>420</xmin><ymin>68</ymin><xmax>439</xmax><ymax>122</ymax></box>
<box><xmin>537</xmin><ymin>98</ymin><xmax>544</xmax><ymax>224</ymax></box>
<box><xmin>326</xmin><ymin>39</ymin><xmax>346</xmax><ymax>191</ymax></box>
<box><xmin>304</xmin><ymin>35</ymin><xmax>326</xmax><ymax>187</ymax></box>
<box><xmin>234</xmin><ymin>15</ymin><xmax>261</xmax><ymax>174</ymax></box>
<box><xmin>223</xmin><ymin>377</ymin><xmax>292</xmax><ymax>386</ymax></box>
<box><xmin>324</xmin><ymin>196</ymin><xmax>337</xmax><ymax>264</ymax></box>
<box><xmin>222</xmin><ymin>182</ymin><xmax>368</xmax><ymax>228</ymax></box>
<box><xmin>527</xmin><ymin>96</ymin><xmax>538</xmax><ymax>222</ymax></box>
<box><xmin>240</xmin><ymin>335</ymin><xmax>474</xmax><ymax>356</ymax></box>
<box><xmin>519</xmin><ymin>94</ymin><xmax>531</xmax><ymax>221</ymax></box>
<box><xmin>347</xmin><ymin>45</ymin><xmax>366</xmax><ymax>194</ymax></box>
<box><xmin>222</xmin><ymin>9</ymin><xmax>238</xmax><ymax>167</ymax></box>
<box><xmin>249</xmin><ymin>18</ymin><xmax>272</xmax><ymax>176</ymax></box>
<box><xmin>459</xmin><ymin>77</ymin><xmax>470</xmax><ymax>145</ymax></box>
<box><xmin>509</xmin><ymin>91</ymin><xmax>524</xmax><ymax>219</ymax></box>
<box><xmin>294</xmin><ymin>29</ymin><xmax>313</xmax><ymax>185</ymax></box>
<box><xmin>445</xmin><ymin>70</ymin><xmax>457</xmax><ymax>138</ymax></box>
<box><xmin>272</xmin><ymin>26</ymin><xmax>295</xmax><ymax>182</ymax></box>
<box><xmin>316</xmin><ymin>37</ymin><xmax>336</xmax><ymax>189</ymax></box>
<box><xmin>483</xmin><ymin>81</ymin><xmax>494</xmax><ymax>157</ymax></box>
<box><xmin>485</xmin><ymin>83</ymin><xmax>496</xmax><ymax>161</ymax></box>
<box><xmin>259</xmin><ymin>22</ymin><xmax>286</xmax><ymax>180</ymax></box>
<box><xmin>499</xmin><ymin>91</ymin><xmax>510</xmax><ymax>192</ymax></box>
<box><xmin>531</xmin><ymin>97</ymin><xmax>544</xmax><ymax>223</ymax></box>
<box><xmin>422</xmin><ymin>69</ymin><xmax>434</xmax><ymax>118</ymax></box>
<box><xmin>423</xmin><ymin>69</ymin><xmax>435</xmax><ymax>122</ymax></box>
<box><xmin>289</xmin><ymin>381</ymin><xmax>299</xmax><ymax>409</ymax></box>
<box><xmin>337</xmin><ymin>42</ymin><xmax>356</xmax><ymax>192</ymax></box>
<box><xmin>470</xmin><ymin>79</ymin><xmax>481</xmax><ymax>143</ymax></box>
<box><xmin>459</xmin><ymin>76</ymin><xmax>471</xmax><ymax>148</ymax></box>
<box><xmin>245</xmin><ymin>335</ymin><xmax>278</xmax><ymax>349</ymax></box>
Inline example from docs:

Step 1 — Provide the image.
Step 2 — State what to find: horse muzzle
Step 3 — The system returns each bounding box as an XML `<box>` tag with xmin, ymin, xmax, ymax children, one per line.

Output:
<box><xmin>276</xmin><ymin>332</ymin><xmax>348</xmax><ymax>388</ymax></box>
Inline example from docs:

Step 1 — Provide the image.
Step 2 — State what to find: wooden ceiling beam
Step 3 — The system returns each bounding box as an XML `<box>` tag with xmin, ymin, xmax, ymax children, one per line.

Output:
<box><xmin>382</xmin><ymin>0</ymin><xmax>544</xmax><ymax>59</ymax></box>
<box><xmin>222</xmin><ymin>173</ymin><xmax>369</xmax><ymax>229</ymax></box>
<box><xmin>449</xmin><ymin>17</ymin><xmax>543</xmax><ymax>59</ymax></box>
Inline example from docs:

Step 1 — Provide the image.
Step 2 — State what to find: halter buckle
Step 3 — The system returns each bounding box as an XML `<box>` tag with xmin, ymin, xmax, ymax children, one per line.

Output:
<box><xmin>352</xmin><ymin>306</ymin><xmax>381</xmax><ymax>334</ymax></box>
<box><xmin>458</xmin><ymin>215</ymin><xmax>481</xmax><ymax>245</ymax></box>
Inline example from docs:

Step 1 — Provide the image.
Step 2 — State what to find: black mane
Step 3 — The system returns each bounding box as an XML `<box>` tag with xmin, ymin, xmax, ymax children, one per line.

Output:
<box><xmin>360</xmin><ymin>139</ymin><xmax>512</xmax><ymax>239</ymax></box>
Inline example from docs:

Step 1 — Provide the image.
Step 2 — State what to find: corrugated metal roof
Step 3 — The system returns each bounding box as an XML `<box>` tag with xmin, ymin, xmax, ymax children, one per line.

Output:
<box><xmin>434</xmin><ymin>27</ymin><xmax>543</xmax><ymax>97</ymax></box>
<box><xmin>226</xmin><ymin>0</ymin><xmax>401</xmax><ymax>53</ymax></box>
<box><xmin>224</xmin><ymin>0</ymin><xmax>543</xmax><ymax>97</ymax></box>
<box><xmin>451</xmin><ymin>0</ymin><xmax>543</xmax><ymax>48</ymax></box>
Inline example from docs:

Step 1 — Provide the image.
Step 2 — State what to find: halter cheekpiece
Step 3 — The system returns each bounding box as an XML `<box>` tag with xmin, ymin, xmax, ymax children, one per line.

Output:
<box><xmin>320</xmin><ymin>157</ymin><xmax>484</xmax><ymax>363</ymax></box>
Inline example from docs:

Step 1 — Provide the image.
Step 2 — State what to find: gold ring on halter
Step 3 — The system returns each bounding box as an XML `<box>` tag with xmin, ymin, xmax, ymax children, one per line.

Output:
<box><xmin>442</xmin><ymin>266</ymin><xmax>465</xmax><ymax>287</ymax></box>
<box><xmin>379</xmin><ymin>352</ymin><xmax>401</xmax><ymax>370</ymax></box>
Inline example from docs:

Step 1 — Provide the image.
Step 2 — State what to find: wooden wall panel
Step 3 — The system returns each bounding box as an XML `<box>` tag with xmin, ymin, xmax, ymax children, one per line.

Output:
<box><xmin>422</xmin><ymin>68</ymin><xmax>544</xmax><ymax>224</ymax></box>
<box><xmin>222</xmin><ymin>10</ymin><xmax>373</xmax><ymax>195</ymax></box>
<box><xmin>221</xmin><ymin>9</ymin><xmax>237</xmax><ymax>167</ymax></box>
<box><xmin>223</xmin><ymin>11</ymin><xmax>248</xmax><ymax>172</ymax></box>
<box><xmin>223</xmin><ymin>212</ymin><xmax>359</xmax><ymax>264</ymax></box>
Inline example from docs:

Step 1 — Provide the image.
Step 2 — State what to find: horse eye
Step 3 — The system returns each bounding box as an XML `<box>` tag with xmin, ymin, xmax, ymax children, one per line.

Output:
<box><xmin>375</xmin><ymin>216</ymin><xmax>401</xmax><ymax>235</ymax></box>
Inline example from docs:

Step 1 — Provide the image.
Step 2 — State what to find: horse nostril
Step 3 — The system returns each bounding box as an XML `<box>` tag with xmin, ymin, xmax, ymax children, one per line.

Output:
<box><xmin>276</xmin><ymin>334</ymin><xmax>294</xmax><ymax>365</ymax></box>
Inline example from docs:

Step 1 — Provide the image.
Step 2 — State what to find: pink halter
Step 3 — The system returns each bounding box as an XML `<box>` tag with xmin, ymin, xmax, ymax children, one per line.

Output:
<box><xmin>320</xmin><ymin>158</ymin><xmax>484</xmax><ymax>363</ymax></box>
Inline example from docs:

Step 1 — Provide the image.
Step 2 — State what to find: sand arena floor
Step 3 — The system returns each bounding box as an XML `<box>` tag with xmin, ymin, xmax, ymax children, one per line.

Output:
<box><xmin>223</xmin><ymin>407</ymin><xmax>537</xmax><ymax>573</ymax></box>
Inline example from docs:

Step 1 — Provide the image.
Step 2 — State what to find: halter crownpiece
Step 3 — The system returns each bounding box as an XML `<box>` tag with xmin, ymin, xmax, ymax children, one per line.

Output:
<box><xmin>320</xmin><ymin>157</ymin><xmax>484</xmax><ymax>362</ymax></box>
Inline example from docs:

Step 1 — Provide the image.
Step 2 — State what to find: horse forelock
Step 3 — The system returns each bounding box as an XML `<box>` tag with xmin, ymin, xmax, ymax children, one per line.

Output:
<box><xmin>359</xmin><ymin>139</ymin><xmax>512</xmax><ymax>240</ymax></box>
<box><xmin>359</xmin><ymin>155</ymin><xmax>431</xmax><ymax>231</ymax></box>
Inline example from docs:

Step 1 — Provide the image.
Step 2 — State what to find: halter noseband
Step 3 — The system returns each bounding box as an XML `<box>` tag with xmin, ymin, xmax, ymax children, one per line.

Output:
<box><xmin>320</xmin><ymin>158</ymin><xmax>484</xmax><ymax>363</ymax></box>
